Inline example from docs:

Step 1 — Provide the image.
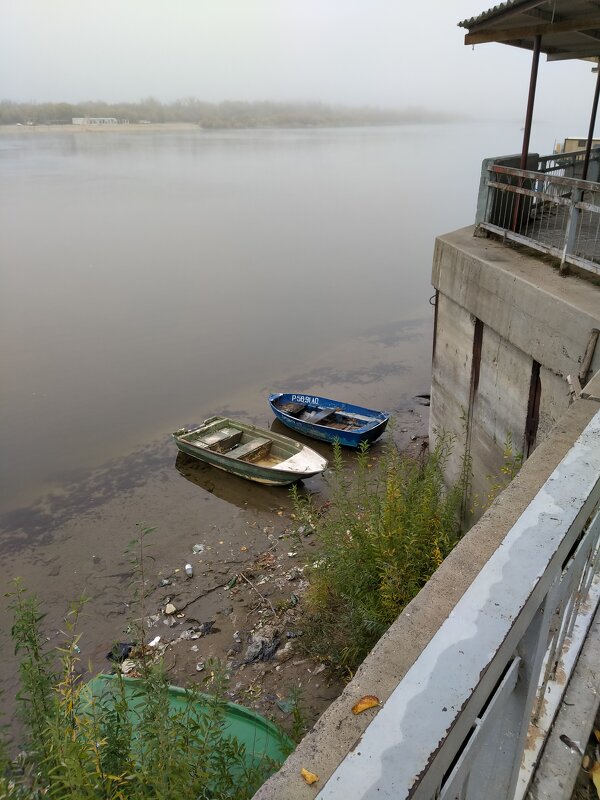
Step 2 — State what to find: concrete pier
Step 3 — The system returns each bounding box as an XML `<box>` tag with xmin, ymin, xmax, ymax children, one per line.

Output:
<box><xmin>430</xmin><ymin>225</ymin><xmax>600</xmax><ymax>517</ymax></box>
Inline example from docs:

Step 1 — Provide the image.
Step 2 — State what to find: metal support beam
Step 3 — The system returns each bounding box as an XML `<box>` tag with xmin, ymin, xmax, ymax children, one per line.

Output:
<box><xmin>520</xmin><ymin>34</ymin><xmax>542</xmax><ymax>171</ymax></box>
<box><xmin>582</xmin><ymin>62</ymin><xmax>600</xmax><ymax>181</ymax></box>
<box><xmin>513</xmin><ymin>35</ymin><xmax>542</xmax><ymax>231</ymax></box>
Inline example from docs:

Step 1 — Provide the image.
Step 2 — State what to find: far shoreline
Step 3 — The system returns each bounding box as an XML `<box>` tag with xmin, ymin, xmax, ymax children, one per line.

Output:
<box><xmin>0</xmin><ymin>119</ymin><xmax>465</xmax><ymax>134</ymax></box>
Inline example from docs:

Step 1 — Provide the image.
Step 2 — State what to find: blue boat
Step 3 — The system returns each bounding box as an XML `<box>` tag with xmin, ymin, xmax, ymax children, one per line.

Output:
<box><xmin>268</xmin><ymin>393</ymin><xmax>390</xmax><ymax>448</ymax></box>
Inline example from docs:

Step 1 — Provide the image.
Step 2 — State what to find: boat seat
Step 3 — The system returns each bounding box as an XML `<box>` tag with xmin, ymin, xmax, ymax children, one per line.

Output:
<box><xmin>230</xmin><ymin>437</ymin><xmax>271</xmax><ymax>461</ymax></box>
<box><xmin>277</xmin><ymin>401</ymin><xmax>307</xmax><ymax>416</ymax></box>
<box><xmin>193</xmin><ymin>426</ymin><xmax>238</xmax><ymax>447</ymax></box>
<box><xmin>309</xmin><ymin>408</ymin><xmax>339</xmax><ymax>425</ymax></box>
<box><xmin>207</xmin><ymin>430</ymin><xmax>243</xmax><ymax>453</ymax></box>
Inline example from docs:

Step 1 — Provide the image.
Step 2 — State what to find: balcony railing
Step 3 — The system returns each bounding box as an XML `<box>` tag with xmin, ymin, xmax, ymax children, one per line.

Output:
<box><xmin>475</xmin><ymin>150</ymin><xmax>600</xmax><ymax>276</ymax></box>
<box><xmin>314</xmin><ymin>407</ymin><xmax>600</xmax><ymax>800</ymax></box>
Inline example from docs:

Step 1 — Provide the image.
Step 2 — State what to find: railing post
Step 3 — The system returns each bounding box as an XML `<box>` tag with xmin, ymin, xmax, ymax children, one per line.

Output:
<box><xmin>560</xmin><ymin>189</ymin><xmax>582</xmax><ymax>273</ymax></box>
<box><xmin>475</xmin><ymin>158</ymin><xmax>496</xmax><ymax>227</ymax></box>
<box><xmin>460</xmin><ymin>578</ymin><xmax>562</xmax><ymax>799</ymax></box>
<box><xmin>588</xmin><ymin>149</ymin><xmax>600</xmax><ymax>183</ymax></box>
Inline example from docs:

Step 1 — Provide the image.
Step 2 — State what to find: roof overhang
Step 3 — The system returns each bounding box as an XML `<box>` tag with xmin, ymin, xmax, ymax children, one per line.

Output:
<box><xmin>459</xmin><ymin>1</ymin><xmax>600</xmax><ymax>62</ymax></box>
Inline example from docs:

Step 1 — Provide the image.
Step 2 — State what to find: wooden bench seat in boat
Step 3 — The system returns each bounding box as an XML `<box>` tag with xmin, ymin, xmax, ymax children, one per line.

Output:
<box><xmin>230</xmin><ymin>437</ymin><xmax>271</xmax><ymax>461</ymax></box>
<box><xmin>277</xmin><ymin>401</ymin><xmax>307</xmax><ymax>416</ymax></box>
<box><xmin>206</xmin><ymin>429</ymin><xmax>243</xmax><ymax>453</ymax></box>
<box><xmin>189</xmin><ymin>427</ymin><xmax>241</xmax><ymax>450</ymax></box>
<box><xmin>309</xmin><ymin>408</ymin><xmax>340</xmax><ymax>425</ymax></box>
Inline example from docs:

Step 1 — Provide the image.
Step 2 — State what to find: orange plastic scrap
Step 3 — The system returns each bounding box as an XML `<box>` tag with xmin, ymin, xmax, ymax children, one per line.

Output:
<box><xmin>301</xmin><ymin>767</ymin><xmax>319</xmax><ymax>785</ymax></box>
<box><xmin>351</xmin><ymin>695</ymin><xmax>380</xmax><ymax>715</ymax></box>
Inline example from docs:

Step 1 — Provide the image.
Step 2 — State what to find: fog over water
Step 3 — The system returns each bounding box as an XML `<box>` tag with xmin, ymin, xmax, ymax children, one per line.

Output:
<box><xmin>1</xmin><ymin>1</ymin><xmax>595</xmax><ymax>130</ymax></box>
<box><xmin>0</xmin><ymin>122</ymin><xmax>558</xmax><ymax>515</ymax></box>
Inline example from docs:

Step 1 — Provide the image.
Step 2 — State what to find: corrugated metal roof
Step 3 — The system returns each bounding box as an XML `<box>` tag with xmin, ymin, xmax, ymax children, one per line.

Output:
<box><xmin>459</xmin><ymin>1</ymin><xmax>525</xmax><ymax>29</ymax></box>
<box><xmin>458</xmin><ymin>1</ymin><xmax>600</xmax><ymax>61</ymax></box>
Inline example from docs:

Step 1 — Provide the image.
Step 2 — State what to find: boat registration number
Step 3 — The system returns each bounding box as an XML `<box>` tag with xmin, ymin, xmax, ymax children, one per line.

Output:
<box><xmin>291</xmin><ymin>394</ymin><xmax>319</xmax><ymax>406</ymax></box>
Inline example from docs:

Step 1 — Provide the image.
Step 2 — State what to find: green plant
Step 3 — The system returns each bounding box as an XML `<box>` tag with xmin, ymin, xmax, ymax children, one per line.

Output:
<box><xmin>469</xmin><ymin>433</ymin><xmax>523</xmax><ymax>515</ymax></box>
<box><xmin>1</xmin><ymin>525</ymin><xmax>289</xmax><ymax>798</ymax></box>
<box><xmin>293</xmin><ymin>435</ymin><xmax>465</xmax><ymax>674</ymax></box>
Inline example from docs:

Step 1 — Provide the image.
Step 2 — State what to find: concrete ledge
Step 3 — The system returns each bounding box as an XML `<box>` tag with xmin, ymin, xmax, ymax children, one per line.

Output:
<box><xmin>527</xmin><ymin>605</ymin><xmax>600</xmax><ymax>799</ymax></box>
<box><xmin>253</xmin><ymin>389</ymin><xmax>600</xmax><ymax>799</ymax></box>
<box><xmin>432</xmin><ymin>226</ymin><xmax>600</xmax><ymax>380</ymax></box>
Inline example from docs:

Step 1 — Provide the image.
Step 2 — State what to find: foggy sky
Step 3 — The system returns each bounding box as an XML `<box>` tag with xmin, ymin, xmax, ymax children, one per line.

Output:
<box><xmin>0</xmin><ymin>0</ymin><xmax>595</xmax><ymax>130</ymax></box>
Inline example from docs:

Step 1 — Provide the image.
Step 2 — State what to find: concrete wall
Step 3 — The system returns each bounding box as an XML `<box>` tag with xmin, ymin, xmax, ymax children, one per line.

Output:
<box><xmin>253</xmin><ymin>376</ymin><xmax>600</xmax><ymax>800</ymax></box>
<box><xmin>430</xmin><ymin>226</ymin><xmax>600</xmax><ymax>509</ymax></box>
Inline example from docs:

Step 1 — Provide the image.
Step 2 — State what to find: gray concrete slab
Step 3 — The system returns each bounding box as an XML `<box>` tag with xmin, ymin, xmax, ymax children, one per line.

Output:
<box><xmin>527</xmin><ymin>607</ymin><xmax>600</xmax><ymax>800</ymax></box>
<box><xmin>252</xmin><ymin>391</ymin><xmax>600</xmax><ymax>800</ymax></box>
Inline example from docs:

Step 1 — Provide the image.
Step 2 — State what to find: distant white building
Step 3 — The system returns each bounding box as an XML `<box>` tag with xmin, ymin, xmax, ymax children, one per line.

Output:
<box><xmin>72</xmin><ymin>117</ymin><xmax>129</xmax><ymax>125</ymax></box>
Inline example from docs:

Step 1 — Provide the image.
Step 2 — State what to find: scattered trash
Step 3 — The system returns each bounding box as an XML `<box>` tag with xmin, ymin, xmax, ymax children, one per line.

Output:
<box><xmin>559</xmin><ymin>734</ymin><xmax>583</xmax><ymax>755</ymax></box>
<box><xmin>233</xmin><ymin>630</ymin><xmax>242</xmax><ymax>643</ymax></box>
<box><xmin>159</xmin><ymin>578</ymin><xmax>172</xmax><ymax>587</ymax></box>
<box><xmin>120</xmin><ymin>659</ymin><xmax>137</xmax><ymax>675</ymax></box>
<box><xmin>185</xmin><ymin>563</ymin><xmax>193</xmax><ymax>578</ymax></box>
<box><xmin>106</xmin><ymin>642</ymin><xmax>135</xmax><ymax>663</ymax></box>
<box><xmin>287</xmin><ymin>551</ymin><xmax>298</xmax><ymax>558</ymax></box>
<box><xmin>180</xmin><ymin>622</ymin><xmax>216</xmax><ymax>640</ymax></box>
<box><xmin>273</xmin><ymin>641</ymin><xmax>294</xmax><ymax>662</ymax></box>
<box><xmin>301</xmin><ymin>767</ymin><xmax>319</xmax><ymax>785</ymax></box>
<box><xmin>226</xmin><ymin>576</ymin><xmax>238</xmax><ymax>590</ymax></box>
<box><xmin>312</xmin><ymin>663</ymin><xmax>326</xmax><ymax>675</ymax></box>
<box><xmin>192</xmin><ymin>544</ymin><xmax>205</xmax><ymax>554</ymax></box>
<box><xmin>276</xmin><ymin>697</ymin><xmax>296</xmax><ymax>714</ymax></box>
<box><xmin>297</xmin><ymin>526</ymin><xmax>306</xmax><ymax>536</ymax></box>
<box><xmin>196</xmin><ymin>662</ymin><xmax>205</xmax><ymax>672</ymax></box>
<box><xmin>286</xmin><ymin>567</ymin><xmax>303</xmax><ymax>581</ymax></box>
<box><xmin>263</xmin><ymin>526</ymin><xmax>275</xmax><ymax>535</ymax></box>
<box><xmin>352</xmin><ymin>695</ymin><xmax>381</xmax><ymax>715</ymax></box>
<box><xmin>290</xmin><ymin>594</ymin><xmax>299</xmax><ymax>606</ymax></box>
<box><xmin>243</xmin><ymin>633</ymin><xmax>281</xmax><ymax>664</ymax></box>
<box><xmin>165</xmin><ymin>603</ymin><xmax>177</xmax><ymax>615</ymax></box>
<box><xmin>148</xmin><ymin>636</ymin><xmax>161</xmax><ymax>648</ymax></box>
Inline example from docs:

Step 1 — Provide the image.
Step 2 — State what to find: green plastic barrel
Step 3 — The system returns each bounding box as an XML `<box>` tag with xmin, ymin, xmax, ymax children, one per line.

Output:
<box><xmin>84</xmin><ymin>674</ymin><xmax>293</xmax><ymax>773</ymax></box>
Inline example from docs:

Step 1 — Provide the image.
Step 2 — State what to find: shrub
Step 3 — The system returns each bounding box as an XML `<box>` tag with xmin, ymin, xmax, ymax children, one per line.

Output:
<box><xmin>292</xmin><ymin>435</ymin><xmax>465</xmax><ymax>674</ymax></box>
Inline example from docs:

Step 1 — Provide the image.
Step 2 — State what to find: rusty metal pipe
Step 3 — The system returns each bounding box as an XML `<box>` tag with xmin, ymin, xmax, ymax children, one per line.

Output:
<box><xmin>520</xmin><ymin>33</ymin><xmax>542</xmax><ymax>171</ymax></box>
<box><xmin>513</xmin><ymin>34</ymin><xmax>542</xmax><ymax>231</ymax></box>
<box><xmin>582</xmin><ymin>62</ymin><xmax>600</xmax><ymax>181</ymax></box>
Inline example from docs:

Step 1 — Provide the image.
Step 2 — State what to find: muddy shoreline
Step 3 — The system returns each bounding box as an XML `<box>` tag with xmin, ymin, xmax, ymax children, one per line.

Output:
<box><xmin>0</xmin><ymin>411</ymin><xmax>428</xmax><ymax>744</ymax></box>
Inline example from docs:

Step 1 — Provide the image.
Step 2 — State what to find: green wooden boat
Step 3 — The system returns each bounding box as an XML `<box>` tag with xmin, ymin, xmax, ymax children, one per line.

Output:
<box><xmin>85</xmin><ymin>674</ymin><xmax>292</xmax><ymax>772</ymax></box>
<box><xmin>172</xmin><ymin>416</ymin><xmax>327</xmax><ymax>485</ymax></box>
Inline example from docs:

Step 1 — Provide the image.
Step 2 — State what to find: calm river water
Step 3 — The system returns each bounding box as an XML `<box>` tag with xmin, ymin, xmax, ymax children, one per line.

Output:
<box><xmin>0</xmin><ymin>121</ymin><xmax>556</xmax><ymax>725</ymax></box>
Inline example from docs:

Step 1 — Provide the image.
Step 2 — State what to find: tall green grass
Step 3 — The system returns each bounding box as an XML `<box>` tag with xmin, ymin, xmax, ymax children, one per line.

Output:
<box><xmin>1</xmin><ymin>579</ymin><xmax>286</xmax><ymax>799</ymax></box>
<box><xmin>292</xmin><ymin>434</ymin><xmax>466</xmax><ymax>674</ymax></box>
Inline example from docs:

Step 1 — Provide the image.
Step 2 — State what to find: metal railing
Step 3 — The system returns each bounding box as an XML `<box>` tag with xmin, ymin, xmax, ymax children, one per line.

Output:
<box><xmin>316</xmin><ymin>409</ymin><xmax>600</xmax><ymax>800</ymax></box>
<box><xmin>476</xmin><ymin>150</ymin><xmax>600</xmax><ymax>276</ymax></box>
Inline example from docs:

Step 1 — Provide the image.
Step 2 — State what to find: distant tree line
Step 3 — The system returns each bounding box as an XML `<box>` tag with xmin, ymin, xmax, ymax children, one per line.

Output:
<box><xmin>0</xmin><ymin>97</ymin><xmax>460</xmax><ymax>128</ymax></box>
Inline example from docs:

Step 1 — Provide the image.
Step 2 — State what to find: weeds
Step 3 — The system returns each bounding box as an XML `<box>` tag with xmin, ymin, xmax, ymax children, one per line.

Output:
<box><xmin>1</xmin><ymin>525</ymin><xmax>289</xmax><ymax>799</ymax></box>
<box><xmin>293</xmin><ymin>435</ymin><xmax>465</xmax><ymax>674</ymax></box>
<box><xmin>469</xmin><ymin>433</ymin><xmax>523</xmax><ymax>516</ymax></box>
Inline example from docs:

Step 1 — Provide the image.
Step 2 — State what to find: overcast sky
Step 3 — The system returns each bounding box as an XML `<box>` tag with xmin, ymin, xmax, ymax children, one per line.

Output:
<box><xmin>0</xmin><ymin>0</ymin><xmax>594</xmax><ymax>129</ymax></box>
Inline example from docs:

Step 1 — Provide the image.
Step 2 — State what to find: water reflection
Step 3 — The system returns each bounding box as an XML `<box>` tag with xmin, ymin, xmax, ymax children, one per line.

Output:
<box><xmin>174</xmin><ymin>450</ymin><xmax>316</xmax><ymax>510</ymax></box>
